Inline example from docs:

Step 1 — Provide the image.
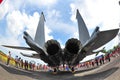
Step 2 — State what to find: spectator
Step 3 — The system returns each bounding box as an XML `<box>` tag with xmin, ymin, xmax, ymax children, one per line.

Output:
<box><xmin>99</xmin><ymin>58</ymin><xmax>102</xmax><ymax>65</ymax></box>
<box><xmin>105</xmin><ymin>53</ymin><xmax>111</xmax><ymax>62</ymax></box>
<box><xmin>20</xmin><ymin>59</ymin><xmax>24</xmax><ymax>69</ymax></box>
<box><xmin>6</xmin><ymin>51</ymin><xmax>11</xmax><ymax>66</ymax></box>
<box><xmin>24</xmin><ymin>60</ymin><xmax>28</xmax><ymax>70</ymax></box>
<box><xmin>95</xmin><ymin>58</ymin><xmax>99</xmax><ymax>66</ymax></box>
<box><xmin>37</xmin><ymin>63</ymin><xmax>40</xmax><ymax>70</ymax></box>
<box><xmin>29</xmin><ymin>62</ymin><xmax>32</xmax><ymax>70</ymax></box>
<box><xmin>91</xmin><ymin>60</ymin><xmax>95</xmax><ymax>67</ymax></box>
<box><xmin>15</xmin><ymin>56</ymin><xmax>19</xmax><ymax>68</ymax></box>
<box><xmin>18</xmin><ymin>57</ymin><xmax>21</xmax><ymax>67</ymax></box>
<box><xmin>107</xmin><ymin>53</ymin><xmax>111</xmax><ymax>62</ymax></box>
<box><xmin>32</xmin><ymin>63</ymin><xmax>35</xmax><ymax>71</ymax></box>
<box><xmin>101</xmin><ymin>55</ymin><xmax>104</xmax><ymax>64</ymax></box>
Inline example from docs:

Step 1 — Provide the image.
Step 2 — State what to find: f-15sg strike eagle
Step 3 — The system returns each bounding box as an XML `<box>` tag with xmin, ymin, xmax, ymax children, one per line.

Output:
<box><xmin>2</xmin><ymin>9</ymin><xmax>119</xmax><ymax>73</ymax></box>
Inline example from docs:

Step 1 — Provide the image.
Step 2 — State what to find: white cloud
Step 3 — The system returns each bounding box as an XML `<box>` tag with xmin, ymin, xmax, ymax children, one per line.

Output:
<box><xmin>6</xmin><ymin>10</ymin><xmax>27</xmax><ymax>38</ymax></box>
<box><xmin>0</xmin><ymin>0</ymin><xmax>57</xmax><ymax>47</ymax></box>
<box><xmin>0</xmin><ymin>0</ymin><xmax>25</xmax><ymax>19</ymax></box>
<box><xmin>0</xmin><ymin>36</ymin><xmax>21</xmax><ymax>46</ymax></box>
<box><xmin>0</xmin><ymin>0</ymin><xmax>58</xmax><ymax>20</ymax></box>
<box><xmin>0</xmin><ymin>10</ymin><xmax>54</xmax><ymax>64</ymax></box>
<box><xmin>27</xmin><ymin>0</ymin><xmax>57</xmax><ymax>7</ymax></box>
<box><xmin>70</xmin><ymin>0</ymin><xmax>120</xmax><ymax>30</ymax></box>
<box><xmin>0</xmin><ymin>0</ymin><xmax>77</xmax><ymax>46</ymax></box>
<box><xmin>0</xmin><ymin>10</ymin><xmax>53</xmax><ymax>47</ymax></box>
<box><xmin>46</xmin><ymin>9</ymin><xmax>77</xmax><ymax>36</ymax></box>
<box><xmin>57</xmin><ymin>39</ymin><xmax>64</xmax><ymax>48</ymax></box>
<box><xmin>0</xmin><ymin>0</ymin><xmax>119</xmax><ymax>64</ymax></box>
<box><xmin>70</xmin><ymin>0</ymin><xmax>120</xmax><ymax>49</ymax></box>
<box><xmin>71</xmin><ymin>31</ymin><xmax>79</xmax><ymax>39</ymax></box>
<box><xmin>0</xmin><ymin>0</ymin><xmax>10</xmax><ymax>19</ymax></box>
<box><xmin>45</xmin><ymin>25</ymin><xmax>54</xmax><ymax>41</ymax></box>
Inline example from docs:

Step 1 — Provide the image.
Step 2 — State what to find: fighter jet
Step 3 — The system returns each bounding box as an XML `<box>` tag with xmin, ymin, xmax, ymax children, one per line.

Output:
<box><xmin>2</xmin><ymin>9</ymin><xmax>119</xmax><ymax>73</ymax></box>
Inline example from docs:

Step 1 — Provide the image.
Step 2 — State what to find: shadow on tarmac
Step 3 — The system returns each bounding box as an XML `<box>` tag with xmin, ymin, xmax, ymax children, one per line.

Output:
<box><xmin>0</xmin><ymin>62</ymin><xmax>119</xmax><ymax>80</ymax></box>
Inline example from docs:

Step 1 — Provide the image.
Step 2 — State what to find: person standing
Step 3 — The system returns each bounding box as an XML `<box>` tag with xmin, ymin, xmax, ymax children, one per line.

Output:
<box><xmin>107</xmin><ymin>53</ymin><xmax>111</xmax><ymax>62</ymax></box>
<box><xmin>6</xmin><ymin>51</ymin><xmax>11</xmax><ymax>66</ymax></box>
<box><xmin>15</xmin><ymin>56</ymin><xmax>18</xmax><ymax>68</ymax></box>
<box><xmin>101</xmin><ymin>55</ymin><xmax>104</xmax><ymax>64</ymax></box>
<box><xmin>95</xmin><ymin>58</ymin><xmax>99</xmax><ymax>66</ymax></box>
<box><xmin>18</xmin><ymin>57</ymin><xmax>21</xmax><ymax>67</ymax></box>
<box><xmin>20</xmin><ymin>59</ymin><xmax>24</xmax><ymax>69</ymax></box>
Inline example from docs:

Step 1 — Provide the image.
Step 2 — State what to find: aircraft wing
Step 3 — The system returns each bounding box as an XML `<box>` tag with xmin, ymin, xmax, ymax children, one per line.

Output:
<box><xmin>20</xmin><ymin>52</ymin><xmax>40</xmax><ymax>59</ymax></box>
<box><xmin>82</xmin><ymin>28</ymin><xmax>119</xmax><ymax>54</ymax></box>
<box><xmin>2</xmin><ymin>45</ymin><xmax>34</xmax><ymax>51</ymax></box>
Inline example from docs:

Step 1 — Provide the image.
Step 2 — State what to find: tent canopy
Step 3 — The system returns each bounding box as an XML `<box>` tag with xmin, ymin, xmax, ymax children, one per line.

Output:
<box><xmin>80</xmin><ymin>52</ymin><xmax>105</xmax><ymax>63</ymax></box>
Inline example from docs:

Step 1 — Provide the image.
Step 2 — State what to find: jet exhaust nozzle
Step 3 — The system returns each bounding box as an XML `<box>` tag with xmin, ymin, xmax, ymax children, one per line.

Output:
<box><xmin>45</xmin><ymin>39</ymin><xmax>62</xmax><ymax>66</ymax></box>
<box><xmin>45</xmin><ymin>39</ymin><xmax>62</xmax><ymax>56</ymax></box>
<box><xmin>64</xmin><ymin>38</ymin><xmax>81</xmax><ymax>54</ymax></box>
<box><xmin>64</xmin><ymin>38</ymin><xmax>82</xmax><ymax>65</ymax></box>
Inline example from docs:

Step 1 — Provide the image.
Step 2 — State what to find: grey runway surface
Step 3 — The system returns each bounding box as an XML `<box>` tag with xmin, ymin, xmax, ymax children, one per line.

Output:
<box><xmin>0</xmin><ymin>56</ymin><xmax>120</xmax><ymax>80</ymax></box>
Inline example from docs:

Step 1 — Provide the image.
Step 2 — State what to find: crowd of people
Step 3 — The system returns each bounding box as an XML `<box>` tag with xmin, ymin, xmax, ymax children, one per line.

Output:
<box><xmin>4</xmin><ymin>46</ymin><xmax>120</xmax><ymax>72</ymax></box>
<box><xmin>13</xmin><ymin>55</ymin><xmax>49</xmax><ymax>71</ymax></box>
<box><xmin>5</xmin><ymin>52</ymin><xmax>48</xmax><ymax>71</ymax></box>
<box><xmin>75</xmin><ymin>47</ymin><xmax>120</xmax><ymax>70</ymax></box>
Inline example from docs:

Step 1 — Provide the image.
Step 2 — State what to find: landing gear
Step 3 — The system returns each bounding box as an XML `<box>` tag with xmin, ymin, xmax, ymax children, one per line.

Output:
<box><xmin>53</xmin><ymin>68</ymin><xmax>57</xmax><ymax>74</ymax></box>
<box><xmin>71</xmin><ymin>67</ymin><xmax>75</xmax><ymax>73</ymax></box>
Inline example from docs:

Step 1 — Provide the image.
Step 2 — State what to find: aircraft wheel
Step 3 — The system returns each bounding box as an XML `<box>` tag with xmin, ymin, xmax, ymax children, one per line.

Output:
<box><xmin>71</xmin><ymin>67</ymin><xmax>75</xmax><ymax>73</ymax></box>
<box><xmin>53</xmin><ymin>68</ymin><xmax>57</xmax><ymax>74</ymax></box>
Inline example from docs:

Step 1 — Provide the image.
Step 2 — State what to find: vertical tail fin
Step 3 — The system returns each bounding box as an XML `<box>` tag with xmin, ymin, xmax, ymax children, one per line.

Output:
<box><xmin>34</xmin><ymin>12</ymin><xmax>45</xmax><ymax>47</ymax></box>
<box><xmin>76</xmin><ymin>9</ymin><xmax>90</xmax><ymax>45</ymax></box>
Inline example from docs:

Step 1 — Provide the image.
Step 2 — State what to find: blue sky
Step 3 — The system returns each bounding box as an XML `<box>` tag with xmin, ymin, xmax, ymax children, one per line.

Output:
<box><xmin>0</xmin><ymin>0</ymin><xmax>120</xmax><ymax>64</ymax></box>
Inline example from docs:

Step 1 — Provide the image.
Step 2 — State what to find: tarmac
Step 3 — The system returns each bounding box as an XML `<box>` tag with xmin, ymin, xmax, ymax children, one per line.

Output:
<box><xmin>0</xmin><ymin>56</ymin><xmax>120</xmax><ymax>80</ymax></box>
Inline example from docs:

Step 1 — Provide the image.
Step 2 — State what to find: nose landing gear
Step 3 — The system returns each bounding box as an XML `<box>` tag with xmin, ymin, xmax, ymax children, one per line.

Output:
<box><xmin>53</xmin><ymin>68</ymin><xmax>57</xmax><ymax>74</ymax></box>
<box><xmin>71</xmin><ymin>67</ymin><xmax>75</xmax><ymax>73</ymax></box>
